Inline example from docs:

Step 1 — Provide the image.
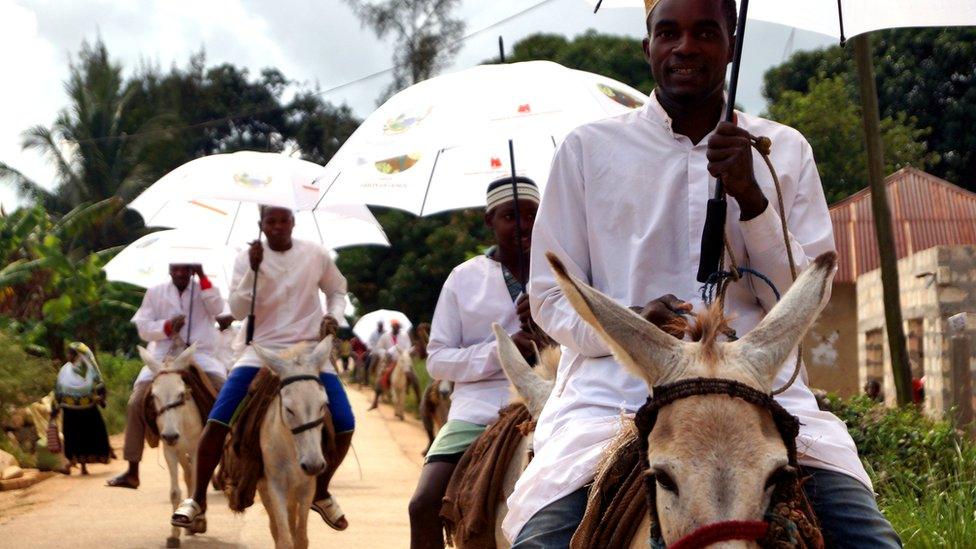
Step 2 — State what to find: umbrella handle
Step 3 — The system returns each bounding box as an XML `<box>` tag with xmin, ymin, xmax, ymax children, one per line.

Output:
<box><xmin>187</xmin><ymin>275</ymin><xmax>194</xmax><ymax>346</ymax></box>
<box><xmin>246</xmin><ymin>227</ymin><xmax>261</xmax><ymax>345</ymax></box>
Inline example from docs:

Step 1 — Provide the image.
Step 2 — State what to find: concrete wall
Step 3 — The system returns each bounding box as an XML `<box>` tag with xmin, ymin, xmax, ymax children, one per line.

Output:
<box><xmin>856</xmin><ymin>246</ymin><xmax>976</xmax><ymax>415</ymax></box>
<box><xmin>803</xmin><ymin>282</ymin><xmax>860</xmax><ymax>396</ymax></box>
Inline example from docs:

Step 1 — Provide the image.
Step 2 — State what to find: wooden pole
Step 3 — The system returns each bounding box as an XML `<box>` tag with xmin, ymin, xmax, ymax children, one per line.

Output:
<box><xmin>853</xmin><ymin>33</ymin><xmax>913</xmax><ymax>406</ymax></box>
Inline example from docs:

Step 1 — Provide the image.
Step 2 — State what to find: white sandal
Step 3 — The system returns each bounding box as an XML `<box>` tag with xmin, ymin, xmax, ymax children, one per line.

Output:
<box><xmin>311</xmin><ymin>496</ymin><xmax>348</xmax><ymax>531</ymax></box>
<box><xmin>171</xmin><ymin>498</ymin><xmax>204</xmax><ymax>529</ymax></box>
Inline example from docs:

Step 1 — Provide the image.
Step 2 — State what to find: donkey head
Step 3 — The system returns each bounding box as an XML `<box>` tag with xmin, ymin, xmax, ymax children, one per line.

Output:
<box><xmin>547</xmin><ymin>251</ymin><xmax>836</xmax><ymax>545</ymax></box>
<box><xmin>139</xmin><ymin>344</ymin><xmax>197</xmax><ymax>446</ymax></box>
<box><xmin>492</xmin><ymin>324</ymin><xmax>556</xmax><ymax>420</ymax></box>
<box><xmin>253</xmin><ymin>337</ymin><xmax>333</xmax><ymax>477</ymax></box>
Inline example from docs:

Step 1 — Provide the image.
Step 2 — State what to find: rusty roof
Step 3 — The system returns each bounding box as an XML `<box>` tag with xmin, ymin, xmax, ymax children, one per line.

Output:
<box><xmin>830</xmin><ymin>167</ymin><xmax>976</xmax><ymax>283</ymax></box>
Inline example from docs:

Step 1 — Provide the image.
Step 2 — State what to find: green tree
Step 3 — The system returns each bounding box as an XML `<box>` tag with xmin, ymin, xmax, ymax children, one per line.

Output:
<box><xmin>763</xmin><ymin>28</ymin><xmax>976</xmax><ymax>189</ymax></box>
<box><xmin>500</xmin><ymin>31</ymin><xmax>654</xmax><ymax>95</ymax></box>
<box><xmin>343</xmin><ymin>0</ymin><xmax>466</xmax><ymax>100</ymax></box>
<box><xmin>766</xmin><ymin>76</ymin><xmax>937</xmax><ymax>203</ymax></box>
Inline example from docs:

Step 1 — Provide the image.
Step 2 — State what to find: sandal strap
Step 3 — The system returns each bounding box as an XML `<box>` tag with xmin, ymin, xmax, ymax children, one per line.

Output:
<box><xmin>174</xmin><ymin>498</ymin><xmax>202</xmax><ymax>518</ymax></box>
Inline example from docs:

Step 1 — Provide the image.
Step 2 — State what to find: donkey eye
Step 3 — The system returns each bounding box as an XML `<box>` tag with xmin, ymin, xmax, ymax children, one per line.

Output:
<box><xmin>764</xmin><ymin>465</ymin><xmax>796</xmax><ymax>490</ymax></box>
<box><xmin>285</xmin><ymin>408</ymin><xmax>295</xmax><ymax>416</ymax></box>
<box><xmin>653</xmin><ymin>468</ymin><xmax>679</xmax><ymax>495</ymax></box>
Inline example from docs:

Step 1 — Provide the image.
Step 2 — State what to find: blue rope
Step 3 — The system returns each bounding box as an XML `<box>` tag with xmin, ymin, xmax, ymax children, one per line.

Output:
<box><xmin>700</xmin><ymin>267</ymin><xmax>781</xmax><ymax>306</ymax></box>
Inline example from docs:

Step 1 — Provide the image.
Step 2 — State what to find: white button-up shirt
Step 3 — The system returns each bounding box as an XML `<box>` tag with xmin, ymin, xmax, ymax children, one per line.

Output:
<box><xmin>375</xmin><ymin>330</ymin><xmax>412</xmax><ymax>359</ymax></box>
<box><xmin>131</xmin><ymin>279</ymin><xmax>226</xmax><ymax>384</ymax></box>
<box><xmin>504</xmin><ymin>93</ymin><xmax>870</xmax><ymax>540</ymax></box>
<box><xmin>229</xmin><ymin>239</ymin><xmax>347</xmax><ymax>373</ymax></box>
<box><xmin>426</xmin><ymin>255</ymin><xmax>519</xmax><ymax>425</ymax></box>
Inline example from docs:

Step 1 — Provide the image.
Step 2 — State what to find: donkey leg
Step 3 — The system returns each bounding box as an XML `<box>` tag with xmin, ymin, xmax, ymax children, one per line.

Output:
<box><xmin>164</xmin><ymin>448</ymin><xmax>183</xmax><ymax>547</ymax></box>
<box><xmin>294</xmin><ymin>482</ymin><xmax>313</xmax><ymax>549</ymax></box>
<box><xmin>263</xmin><ymin>481</ymin><xmax>295</xmax><ymax>549</ymax></box>
<box><xmin>259</xmin><ymin>482</ymin><xmax>280</xmax><ymax>546</ymax></box>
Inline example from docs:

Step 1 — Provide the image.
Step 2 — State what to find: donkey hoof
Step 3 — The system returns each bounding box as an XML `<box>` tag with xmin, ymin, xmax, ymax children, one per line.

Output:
<box><xmin>190</xmin><ymin>517</ymin><xmax>207</xmax><ymax>534</ymax></box>
<box><xmin>166</xmin><ymin>537</ymin><xmax>181</xmax><ymax>548</ymax></box>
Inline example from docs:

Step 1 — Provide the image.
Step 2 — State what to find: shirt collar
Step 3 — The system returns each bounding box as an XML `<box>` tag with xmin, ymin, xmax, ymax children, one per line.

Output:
<box><xmin>642</xmin><ymin>88</ymin><xmax>733</xmax><ymax>143</ymax></box>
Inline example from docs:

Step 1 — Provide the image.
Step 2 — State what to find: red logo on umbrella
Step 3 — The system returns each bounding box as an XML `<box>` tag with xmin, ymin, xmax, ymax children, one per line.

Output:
<box><xmin>518</xmin><ymin>104</ymin><xmax>531</xmax><ymax>113</ymax></box>
<box><xmin>491</xmin><ymin>157</ymin><xmax>502</xmax><ymax>169</ymax></box>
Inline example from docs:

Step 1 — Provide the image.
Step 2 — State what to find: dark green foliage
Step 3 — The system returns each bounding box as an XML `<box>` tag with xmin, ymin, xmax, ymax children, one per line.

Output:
<box><xmin>498</xmin><ymin>31</ymin><xmax>655</xmax><ymax>95</ymax></box>
<box><xmin>0</xmin><ymin>331</ymin><xmax>57</xmax><ymax>424</ymax></box>
<box><xmin>337</xmin><ymin>208</ymin><xmax>489</xmax><ymax>325</ymax></box>
<box><xmin>763</xmin><ymin>28</ymin><xmax>976</xmax><ymax>191</ymax></box>
<box><xmin>96</xmin><ymin>352</ymin><xmax>144</xmax><ymax>434</ymax></box>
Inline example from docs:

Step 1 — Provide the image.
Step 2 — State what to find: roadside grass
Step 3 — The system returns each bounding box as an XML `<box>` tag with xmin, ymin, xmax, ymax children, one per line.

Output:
<box><xmin>829</xmin><ymin>395</ymin><xmax>976</xmax><ymax>547</ymax></box>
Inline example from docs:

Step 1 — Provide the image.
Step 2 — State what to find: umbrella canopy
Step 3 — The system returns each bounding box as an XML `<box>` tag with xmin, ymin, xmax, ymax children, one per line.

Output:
<box><xmin>319</xmin><ymin>61</ymin><xmax>648</xmax><ymax>215</ymax></box>
<box><xmin>352</xmin><ymin>309</ymin><xmax>413</xmax><ymax>343</ymax></box>
<box><xmin>586</xmin><ymin>0</ymin><xmax>976</xmax><ymax>41</ymax></box>
<box><xmin>129</xmin><ymin>151</ymin><xmax>390</xmax><ymax>249</ymax></box>
<box><xmin>103</xmin><ymin>230</ymin><xmax>235</xmax><ymax>292</ymax></box>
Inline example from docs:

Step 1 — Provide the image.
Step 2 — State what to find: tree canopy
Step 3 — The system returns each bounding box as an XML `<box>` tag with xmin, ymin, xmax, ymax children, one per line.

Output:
<box><xmin>763</xmin><ymin>28</ymin><xmax>976</xmax><ymax>191</ymax></box>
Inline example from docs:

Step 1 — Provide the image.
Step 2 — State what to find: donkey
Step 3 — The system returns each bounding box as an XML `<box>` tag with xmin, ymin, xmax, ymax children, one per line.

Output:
<box><xmin>490</xmin><ymin>324</ymin><xmax>558</xmax><ymax>547</ymax></box>
<box><xmin>546</xmin><ymin>251</ymin><xmax>837</xmax><ymax>547</ymax></box>
<box><xmin>390</xmin><ymin>348</ymin><xmax>415</xmax><ymax>420</ymax></box>
<box><xmin>137</xmin><ymin>344</ymin><xmax>207</xmax><ymax>548</ymax></box>
<box><xmin>252</xmin><ymin>337</ymin><xmax>334</xmax><ymax>549</ymax></box>
<box><xmin>420</xmin><ymin>379</ymin><xmax>453</xmax><ymax>454</ymax></box>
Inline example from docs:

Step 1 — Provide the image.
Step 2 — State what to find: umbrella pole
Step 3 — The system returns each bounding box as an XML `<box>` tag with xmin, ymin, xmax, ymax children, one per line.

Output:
<box><xmin>187</xmin><ymin>274</ymin><xmax>194</xmax><ymax>348</ymax></box>
<box><xmin>696</xmin><ymin>0</ymin><xmax>750</xmax><ymax>283</ymax></box>
<box><xmin>246</xmin><ymin>226</ymin><xmax>261</xmax><ymax>345</ymax></box>
<box><xmin>508</xmin><ymin>139</ymin><xmax>526</xmax><ymax>283</ymax></box>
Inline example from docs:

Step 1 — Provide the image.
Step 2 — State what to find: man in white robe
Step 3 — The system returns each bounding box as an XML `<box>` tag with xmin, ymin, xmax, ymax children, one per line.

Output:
<box><xmin>108</xmin><ymin>264</ymin><xmax>226</xmax><ymax>489</ymax></box>
<box><xmin>505</xmin><ymin>1</ymin><xmax>899</xmax><ymax>547</ymax></box>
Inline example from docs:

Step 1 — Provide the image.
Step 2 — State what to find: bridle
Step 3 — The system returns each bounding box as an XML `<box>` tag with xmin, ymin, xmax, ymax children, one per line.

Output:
<box><xmin>153</xmin><ymin>370</ymin><xmax>190</xmax><ymax>415</ymax></box>
<box><xmin>634</xmin><ymin>377</ymin><xmax>801</xmax><ymax>549</ymax></box>
<box><xmin>279</xmin><ymin>374</ymin><xmax>327</xmax><ymax>435</ymax></box>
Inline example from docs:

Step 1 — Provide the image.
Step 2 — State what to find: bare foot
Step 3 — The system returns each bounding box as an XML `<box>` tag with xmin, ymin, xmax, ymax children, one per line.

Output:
<box><xmin>106</xmin><ymin>472</ymin><xmax>140</xmax><ymax>489</ymax></box>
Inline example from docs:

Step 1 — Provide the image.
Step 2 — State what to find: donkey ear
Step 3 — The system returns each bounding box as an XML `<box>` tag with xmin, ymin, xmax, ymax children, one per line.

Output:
<box><xmin>546</xmin><ymin>252</ymin><xmax>686</xmax><ymax>389</ymax></box>
<box><xmin>493</xmin><ymin>324</ymin><xmax>553</xmax><ymax>418</ymax></box>
<box><xmin>307</xmin><ymin>336</ymin><xmax>334</xmax><ymax>369</ymax></box>
<box><xmin>173</xmin><ymin>344</ymin><xmax>197</xmax><ymax>371</ymax></box>
<box><xmin>733</xmin><ymin>252</ymin><xmax>837</xmax><ymax>388</ymax></box>
<box><xmin>253</xmin><ymin>344</ymin><xmax>289</xmax><ymax>376</ymax></box>
<box><xmin>138</xmin><ymin>346</ymin><xmax>161</xmax><ymax>374</ymax></box>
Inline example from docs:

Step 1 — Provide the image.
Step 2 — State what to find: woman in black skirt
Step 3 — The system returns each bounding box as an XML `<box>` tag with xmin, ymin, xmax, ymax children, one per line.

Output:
<box><xmin>54</xmin><ymin>342</ymin><xmax>111</xmax><ymax>474</ymax></box>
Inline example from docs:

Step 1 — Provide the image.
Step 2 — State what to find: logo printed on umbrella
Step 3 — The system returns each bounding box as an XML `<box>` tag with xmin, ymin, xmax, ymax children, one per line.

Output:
<box><xmin>597</xmin><ymin>84</ymin><xmax>644</xmax><ymax>109</ymax></box>
<box><xmin>383</xmin><ymin>107</ymin><xmax>433</xmax><ymax>135</ymax></box>
<box><xmin>375</xmin><ymin>153</ymin><xmax>422</xmax><ymax>175</ymax></box>
<box><xmin>517</xmin><ymin>104</ymin><xmax>532</xmax><ymax>114</ymax></box>
<box><xmin>234</xmin><ymin>173</ymin><xmax>272</xmax><ymax>189</ymax></box>
<box><xmin>491</xmin><ymin>157</ymin><xmax>503</xmax><ymax>169</ymax></box>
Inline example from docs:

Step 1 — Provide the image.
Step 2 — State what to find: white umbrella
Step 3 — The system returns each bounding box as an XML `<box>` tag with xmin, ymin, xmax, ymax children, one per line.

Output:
<box><xmin>585</xmin><ymin>0</ymin><xmax>976</xmax><ymax>42</ymax></box>
<box><xmin>130</xmin><ymin>151</ymin><xmax>390</xmax><ymax>249</ymax></box>
<box><xmin>319</xmin><ymin>61</ymin><xmax>648</xmax><ymax>215</ymax></box>
<box><xmin>103</xmin><ymin>230</ymin><xmax>235</xmax><ymax>292</ymax></box>
<box><xmin>353</xmin><ymin>309</ymin><xmax>413</xmax><ymax>343</ymax></box>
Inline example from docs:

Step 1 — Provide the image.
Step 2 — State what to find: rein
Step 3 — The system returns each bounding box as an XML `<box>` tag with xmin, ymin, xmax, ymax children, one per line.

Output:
<box><xmin>278</xmin><ymin>374</ymin><xmax>327</xmax><ymax>435</ymax></box>
<box><xmin>153</xmin><ymin>370</ymin><xmax>189</xmax><ymax>415</ymax></box>
<box><xmin>635</xmin><ymin>378</ymin><xmax>801</xmax><ymax>548</ymax></box>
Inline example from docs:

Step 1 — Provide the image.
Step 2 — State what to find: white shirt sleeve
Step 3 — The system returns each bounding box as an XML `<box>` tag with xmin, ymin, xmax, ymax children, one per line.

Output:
<box><xmin>528</xmin><ymin>135</ymin><xmax>612</xmax><ymax>359</ymax></box>
<box><xmin>131</xmin><ymin>287</ymin><xmax>169</xmax><ymax>342</ymax></box>
<box><xmin>739</xmin><ymin>137</ymin><xmax>835</xmax><ymax>311</ymax></box>
<box><xmin>228</xmin><ymin>252</ymin><xmax>255</xmax><ymax>320</ymax></box>
<box><xmin>426</xmin><ymin>278</ymin><xmax>504</xmax><ymax>383</ymax></box>
<box><xmin>199</xmin><ymin>279</ymin><xmax>225</xmax><ymax>318</ymax></box>
<box><xmin>319</xmin><ymin>249</ymin><xmax>348</xmax><ymax>320</ymax></box>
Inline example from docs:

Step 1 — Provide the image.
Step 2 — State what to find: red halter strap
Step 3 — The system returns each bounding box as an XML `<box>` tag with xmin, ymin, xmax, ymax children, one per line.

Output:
<box><xmin>670</xmin><ymin>520</ymin><xmax>770</xmax><ymax>549</ymax></box>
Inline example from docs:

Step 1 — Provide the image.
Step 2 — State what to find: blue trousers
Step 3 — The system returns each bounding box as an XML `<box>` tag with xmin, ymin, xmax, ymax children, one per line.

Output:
<box><xmin>208</xmin><ymin>366</ymin><xmax>355</xmax><ymax>433</ymax></box>
<box><xmin>512</xmin><ymin>466</ymin><xmax>901</xmax><ymax>548</ymax></box>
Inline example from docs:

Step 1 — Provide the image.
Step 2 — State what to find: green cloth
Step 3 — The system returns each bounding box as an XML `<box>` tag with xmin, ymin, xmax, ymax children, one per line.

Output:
<box><xmin>425</xmin><ymin>419</ymin><xmax>487</xmax><ymax>462</ymax></box>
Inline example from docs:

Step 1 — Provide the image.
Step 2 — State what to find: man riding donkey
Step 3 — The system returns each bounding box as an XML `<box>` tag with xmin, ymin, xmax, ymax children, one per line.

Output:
<box><xmin>170</xmin><ymin>206</ymin><xmax>356</xmax><ymax>532</ymax></box>
<box><xmin>368</xmin><ymin>319</ymin><xmax>413</xmax><ymax>411</ymax></box>
<box><xmin>409</xmin><ymin>177</ymin><xmax>548</xmax><ymax>549</ymax></box>
<box><xmin>108</xmin><ymin>263</ymin><xmax>228</xmax><ymax>489</ymax></box>
<box><xmin>505</xmin><ymin>1</ymin><xmax>901</xmax><ymax>547</ymax></box>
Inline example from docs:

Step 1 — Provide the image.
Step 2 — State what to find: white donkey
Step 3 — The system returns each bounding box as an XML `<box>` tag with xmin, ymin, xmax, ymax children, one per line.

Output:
<box><xmin>491</xmin><ymin>325</ymin><xmax>558</xmax><ymax>548</ymax></box>
<box><xmin>390</xmin><ymin>348</ymin><xmax>414</xmax><ymax>420</ymax></box>
<box><xmin>546</xmin><ymin>251</ymin><xmax>837</xmax><ymax>547</ymax></box>
<box><xmin>137</xmin><ymin>344</ymin><xmax>207</xmax><ymax>548</ymax></box>
<box><xmin>252</xmin><ymin>337</ymin><xmax>334</xmax><ymax>549</ymax></box>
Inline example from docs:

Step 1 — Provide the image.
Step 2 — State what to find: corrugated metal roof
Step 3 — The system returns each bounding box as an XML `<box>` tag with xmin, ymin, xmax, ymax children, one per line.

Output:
<box><xmin>830</xmin><ymin>167</ymin><xmax>976</xmax><ymax>283</ymax></box>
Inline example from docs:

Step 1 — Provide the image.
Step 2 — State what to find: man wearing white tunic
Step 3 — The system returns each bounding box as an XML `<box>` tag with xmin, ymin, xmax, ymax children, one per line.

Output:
<box><xmin>409</xmin><ymin>177</ymin><xmax>544</xmax><ymax>549</ymax></box>
<box><xmin>171</xmin><ymin>206</ymin><xmax>356</xmax><ymax>532</ymax></box>
<box><xmin>505</xmin><ymin>1</ymin><xmax>899</xmax><ymax>547</ymax></box>
<box><xmin>107</xmin><ymin>264</ymin><xmax>226</xmax><ymax>490</ymax></box>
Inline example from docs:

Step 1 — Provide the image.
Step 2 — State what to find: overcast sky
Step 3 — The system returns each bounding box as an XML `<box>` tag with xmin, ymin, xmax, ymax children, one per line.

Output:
<box><xmin>0</xmin><ymin>0</ymin><xmax>835</xmax><ymax>209</ymax></box>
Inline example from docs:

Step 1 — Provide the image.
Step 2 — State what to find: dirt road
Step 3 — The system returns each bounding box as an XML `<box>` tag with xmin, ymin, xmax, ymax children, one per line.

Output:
<box><xmin>0</xmin><ymin>384</ymin><xmax>429</xmax><ymax>548</ymax></box>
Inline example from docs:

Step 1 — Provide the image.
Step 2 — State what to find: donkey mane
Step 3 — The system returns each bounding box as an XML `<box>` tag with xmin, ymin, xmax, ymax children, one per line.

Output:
<box><xmin>664</xmin><ymin>302</ymin><xmax>734</xmax><ymax>361</ymax></box>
